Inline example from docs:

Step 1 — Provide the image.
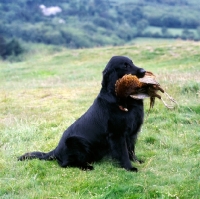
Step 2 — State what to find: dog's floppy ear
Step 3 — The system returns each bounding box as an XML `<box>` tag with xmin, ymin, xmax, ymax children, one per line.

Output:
<box><xmin>101</xmin><ymin>58</ymin><xmax>113</xmax><ymax>88</ymax></box>
<box><xmin>101</xmin><ymin>68</ymin><xmax>109</xmax><ymax>87</ymax></box>
<box><xmin>101</xmin><ymin>56</ymin><xmax>116</xmax><ymax>88</ymax></box>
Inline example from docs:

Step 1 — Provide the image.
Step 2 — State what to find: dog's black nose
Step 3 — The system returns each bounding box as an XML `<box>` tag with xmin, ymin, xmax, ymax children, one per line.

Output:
<box><xmin>137</xmin><ymin>68</ymin><xmax>146</xmax><ymax>78</ymax></box>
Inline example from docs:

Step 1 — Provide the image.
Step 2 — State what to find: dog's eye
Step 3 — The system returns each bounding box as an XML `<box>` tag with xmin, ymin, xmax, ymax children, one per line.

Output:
<box><xmin>124</xmin><ymin>63</ymin><xmax>130</xmax><ymax>68</ymax></box>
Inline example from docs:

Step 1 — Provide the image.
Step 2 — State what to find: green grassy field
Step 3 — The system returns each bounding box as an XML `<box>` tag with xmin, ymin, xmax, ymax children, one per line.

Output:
<box><xmin>0</xmin><ymin>40</ymin><xmax>200</xmax><ymax>198</ymax></box>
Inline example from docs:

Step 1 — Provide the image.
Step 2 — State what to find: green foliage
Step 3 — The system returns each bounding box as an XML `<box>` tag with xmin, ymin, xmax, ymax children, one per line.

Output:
<box><xmin>0</xmin><ymin>36</ymin><xmax>24</xmax><ymax>60</ymax></box>
<box><xmin>1</xmin><ymin>0</ymin><xmax>200</xmax><ymax>48</ymax></box>
<box><xmin>181</xmin><ymin>29</ymin><xmax>195</xmax><ymax>40</ymax></box>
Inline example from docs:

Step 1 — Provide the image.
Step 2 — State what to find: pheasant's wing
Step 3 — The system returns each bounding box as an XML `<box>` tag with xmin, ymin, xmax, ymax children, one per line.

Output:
<box><xmin>130</xmin><ymin>93</ymin><xmax>150</xmax><ymax>99</ymax></box>
<box><xmin>139</xmin><ymin>71</ymin><xmax>159</xmax><ymax>85</ymax></box>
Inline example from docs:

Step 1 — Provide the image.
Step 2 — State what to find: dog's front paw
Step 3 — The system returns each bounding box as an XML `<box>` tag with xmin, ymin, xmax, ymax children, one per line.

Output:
<box><xmin>134</xmin><ymin>158</ymin><xmax>144</xmax><ymax>164</ymax></box>
<box><xmin>127</xmin><ymin>167</ymin><xmax>138</xmax><ymax>172</ymax></box>
<box><xmin>80</xmin><ymin>165</ymin><xmax>94</xmax><ymax>171</ymax></box>
<box><xmin>129</xmin><ymin>151</ymin><xmax>144</xmax><ymax>164</ymax></box>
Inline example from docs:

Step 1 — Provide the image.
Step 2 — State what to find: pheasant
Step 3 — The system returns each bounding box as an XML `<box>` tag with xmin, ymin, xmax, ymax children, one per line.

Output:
<box><xmin>115</xmin><ymin>72</ymin><xmax>177</xmax><ymax>112</ymax></box>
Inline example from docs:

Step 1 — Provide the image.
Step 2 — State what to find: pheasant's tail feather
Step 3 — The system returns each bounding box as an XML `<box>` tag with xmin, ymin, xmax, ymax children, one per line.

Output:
<box><xmin>160</xmin><ymin>91</ymin><xmax>178</xmax><ymax>109</ymax></box>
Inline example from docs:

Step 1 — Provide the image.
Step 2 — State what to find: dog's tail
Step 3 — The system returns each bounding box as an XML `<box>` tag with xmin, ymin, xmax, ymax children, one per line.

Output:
<box><xmin>18</xmin><ymin>149</ymin><xmax>56</xmax><ymax>161</ymax></box>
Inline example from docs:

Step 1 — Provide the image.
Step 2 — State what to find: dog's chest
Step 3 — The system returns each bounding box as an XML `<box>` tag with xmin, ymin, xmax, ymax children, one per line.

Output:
<box><xmin>108</xmin><ymin>107</ymin><xmax>143</xmax><ymax>134</ymax></box>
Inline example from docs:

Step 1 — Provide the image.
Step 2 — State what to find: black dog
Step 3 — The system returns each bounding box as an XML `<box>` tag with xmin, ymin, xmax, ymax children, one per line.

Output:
<box><xmin>18</xmin><ymin>56</ymin><xmax>146</xmax><ymax>172</ymax></box>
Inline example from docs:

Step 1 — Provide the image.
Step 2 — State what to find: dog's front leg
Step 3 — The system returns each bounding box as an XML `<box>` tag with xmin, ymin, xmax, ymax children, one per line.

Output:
<box><xmin>108</xmin><ymin>133</ymin><xmax>138</xmax><ymax>172</ymax></box>
<box><xmin>126</xmin><ymin>136</ymin><xmax>144</xmax><ymax>164</ymax></box>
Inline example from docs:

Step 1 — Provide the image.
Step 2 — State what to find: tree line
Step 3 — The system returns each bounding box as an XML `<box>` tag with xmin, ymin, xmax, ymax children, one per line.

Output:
<box><xmin>0</xmin><ymin>0</ymin><xmax>200</xmax><ymax>58</ymax></box>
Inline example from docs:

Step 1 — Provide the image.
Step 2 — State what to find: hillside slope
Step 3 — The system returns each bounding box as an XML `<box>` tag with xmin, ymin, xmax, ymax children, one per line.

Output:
<box><xmin>0</xmin><ymin>40</ymin><xmax>200</xmax><ymax>198</ymax></box>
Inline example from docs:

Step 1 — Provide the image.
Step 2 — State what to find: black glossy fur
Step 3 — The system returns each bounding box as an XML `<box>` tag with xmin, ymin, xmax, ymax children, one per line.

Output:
<box><xmin>18</xmin><ymin>56</ymin><xmax>146</xmax><ymax>172</ymax></box>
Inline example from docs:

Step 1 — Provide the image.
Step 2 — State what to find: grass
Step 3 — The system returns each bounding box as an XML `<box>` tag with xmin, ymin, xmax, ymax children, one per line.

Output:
<box><xmin>0</xmin><ymin>40</ymin><xmax>200</xmax><ymax>198</ymax></box>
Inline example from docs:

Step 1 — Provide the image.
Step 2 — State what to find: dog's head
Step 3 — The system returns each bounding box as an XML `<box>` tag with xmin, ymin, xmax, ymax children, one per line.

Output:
<box><xmin>102</xmin><ymin>56</ymin><xmax>146</xmax><ymax>90</ymax></box>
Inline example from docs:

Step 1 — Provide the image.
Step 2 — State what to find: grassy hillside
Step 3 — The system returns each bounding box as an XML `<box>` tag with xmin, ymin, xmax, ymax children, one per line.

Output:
<box><xmin>0</xmin><ymin>41</ymin><xmax>200</xmax><ymax>198</ymax></box>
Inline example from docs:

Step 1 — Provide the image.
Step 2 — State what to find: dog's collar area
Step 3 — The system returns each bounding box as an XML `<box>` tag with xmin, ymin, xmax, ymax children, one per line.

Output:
<box><xmin>119</xmin><ymin>106</ymin><xmax>128</xmax><ymax>112</ymax></box>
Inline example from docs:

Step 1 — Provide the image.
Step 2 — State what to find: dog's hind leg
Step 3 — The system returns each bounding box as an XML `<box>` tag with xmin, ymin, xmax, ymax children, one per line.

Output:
<box><xmin>65</xmin><ymin>136</ymin><xmax>94</xmax><ymax>170</ymax></box>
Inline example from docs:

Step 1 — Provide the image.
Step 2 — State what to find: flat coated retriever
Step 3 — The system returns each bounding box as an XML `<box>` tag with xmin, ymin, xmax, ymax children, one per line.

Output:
<box><xmin>18</xmin><ymin>56</ymin><xmax>146</xmax><ymax>172</ymax></box>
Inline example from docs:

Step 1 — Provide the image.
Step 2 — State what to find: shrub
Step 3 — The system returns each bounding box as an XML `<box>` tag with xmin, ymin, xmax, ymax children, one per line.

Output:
<box><xmin>43</xmin><ymin>31</ymin><xmax>64</xmax><ymax>45</ymax></box>
<box><xmin>60</xmin><ymin>28</ymin><xmax>92</xmax><ymax>48</ymax></box>
<box><xmin>0</xmin><ymin>37</ymin><xmax>24</xmax><ymax>59</ymax></box>
<box><xmin>181</xmin><ymin>29</ymin><xmax>195</xmax><ymax>40</ymax></box>
<box><xmin>116</xmin><ymin>26</ymin><xmax>137</xmax><ymax>41</ymax></box>
<box><xmin>93</xmin><ymin>17</ymin><xmax>114</xmax><ymax>30</ymax></box>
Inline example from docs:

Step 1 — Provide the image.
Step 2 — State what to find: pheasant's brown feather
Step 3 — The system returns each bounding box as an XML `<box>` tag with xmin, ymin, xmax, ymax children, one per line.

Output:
<box><xmin>115</xmin><ymin>74</ymin><xmax>143</xmax><ymax>98</ymax></box>
<box><xmin>115</xmin><ymin>72</ymin><xmax>177</xmax><ymax>110</ymax></box>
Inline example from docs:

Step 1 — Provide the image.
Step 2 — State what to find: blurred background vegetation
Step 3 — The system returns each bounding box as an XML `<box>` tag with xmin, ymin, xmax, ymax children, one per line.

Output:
<box><xmin>1</xmin><ymin>0</ymin><xmax>200</xmax><ymax>60</ymax></box>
